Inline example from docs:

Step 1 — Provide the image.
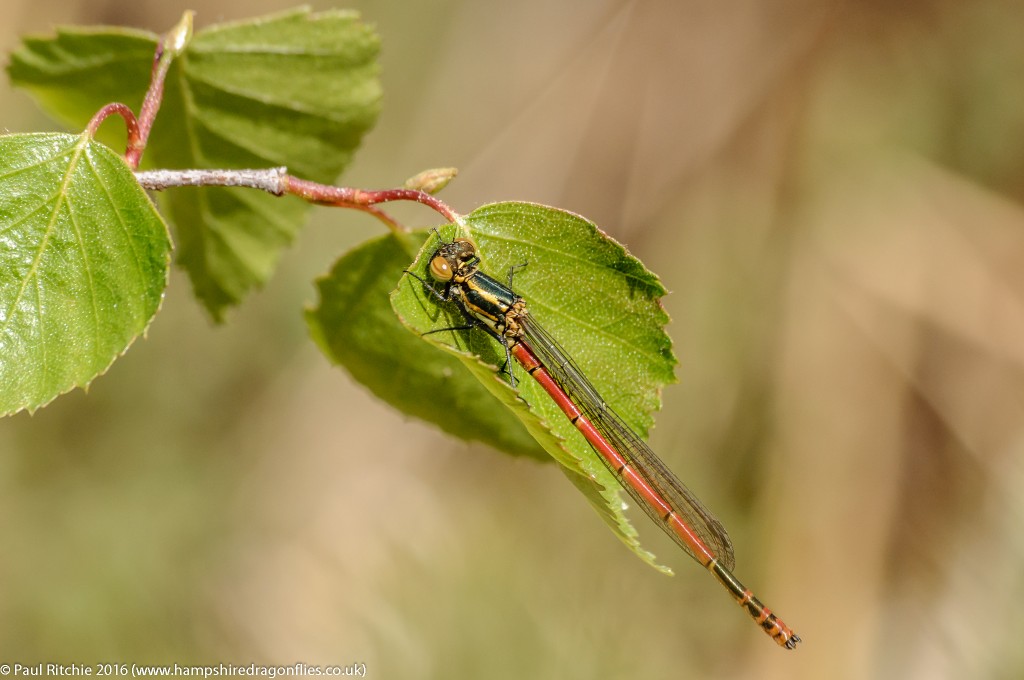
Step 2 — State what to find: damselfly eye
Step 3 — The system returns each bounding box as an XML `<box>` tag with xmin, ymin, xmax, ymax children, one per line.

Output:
<box><xmin>429</xmin><ymin>255</ymin><xmax>453</xmax><ymax>282</ymax></box>
<box><xmin>452</xmin><ymin>238</ymin><xmax>477</xmax><ymax>261</ymax></box>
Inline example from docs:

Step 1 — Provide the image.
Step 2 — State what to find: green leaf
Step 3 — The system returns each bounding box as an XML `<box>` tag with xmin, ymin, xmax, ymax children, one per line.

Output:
<box><xmin>8</xmin><ymin>8</ymin><xmax>382</xmax><ymax>319</ymax></box>
<box><xmin>0</xmin><ymin>132</ymin><xmax>170</xmax><ymax>416</ymax></box>
<box><xmin>307</xmin><ymin>231</ymin><xmax>547</xmax><ymax>460</ymax></box>
<box><xmin>391</xmin><ymin>202</ymin><xmax>678</xmax><ymax>571</ymax></box>
<box><xmin>6</xmin><ymin>29</ymin><xmax>158</xmax><ymax>151</ymax></box>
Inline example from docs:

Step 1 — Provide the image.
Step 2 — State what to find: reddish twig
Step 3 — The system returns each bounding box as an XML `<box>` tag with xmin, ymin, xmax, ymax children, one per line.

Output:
<box><xmin>126</xmin><ymin>15</ymin><xmax>192</xmax><ymax>168</ymax></box>
<box><xmin>134</xmin><ymin>167</ymin><xmax>463</xmax><ymax>233</ymax></box>
<box><xmin>281</xmin><ymin>176</ymin><xmax>461</xmax><ymax>224</ymax></box>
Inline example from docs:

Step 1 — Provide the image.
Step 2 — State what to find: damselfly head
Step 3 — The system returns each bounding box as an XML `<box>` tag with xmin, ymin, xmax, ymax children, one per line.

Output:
<box><xmin>429</xmin><ymin>237</ymin><xmax>479</xmax><ymax>282</ymax></box>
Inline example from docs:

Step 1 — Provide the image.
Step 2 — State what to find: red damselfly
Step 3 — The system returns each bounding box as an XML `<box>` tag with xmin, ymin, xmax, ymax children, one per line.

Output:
<box><xmin>407</xmin><ymin>233</ymin><xmax>800</xmax><ymax>649</ymax></box>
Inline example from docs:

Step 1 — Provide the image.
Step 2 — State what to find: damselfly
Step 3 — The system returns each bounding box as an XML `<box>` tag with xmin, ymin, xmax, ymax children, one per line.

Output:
<box><xmin>407</xmin><ymin>233</ymin><xmax>800</xmax><ymax>649</ymax></box>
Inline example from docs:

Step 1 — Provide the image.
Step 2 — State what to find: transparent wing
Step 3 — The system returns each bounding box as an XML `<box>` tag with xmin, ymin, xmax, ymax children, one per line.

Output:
<box><xmin>519</xmin><ymin>314</ymin><xmax>736</xmax><ymax>570</ymax></box>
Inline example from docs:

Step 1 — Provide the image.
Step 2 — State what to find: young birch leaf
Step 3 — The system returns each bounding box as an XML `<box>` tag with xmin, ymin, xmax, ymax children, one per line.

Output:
<box><xmin>8</xmin><ymin>8</ymin><xmax>382</xmax><ymax>319</ymax></box>
<box><xmin>390</xmin><ymin>202</ymin><xmax>678</xmax><ymax>571</ymax></box>
<box><xmin>5</xmin><ymin>29</ymin><xmax>157</xmax><ymax>151</ymax></box>
<box><xmin>306</xmin><ymin>231</ymin><xmax>547</xmax><ymax>460</ymax></box>
<box><xmin>0</xmin><ymin>133</ymin><xmax>170</xmax><ymax>416</ymax></box>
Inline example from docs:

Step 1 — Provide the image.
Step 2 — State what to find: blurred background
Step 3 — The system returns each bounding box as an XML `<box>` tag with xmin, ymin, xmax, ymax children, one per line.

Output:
<box><xmin>2</xmin><ymin>0</ymin><xmax>1024</xmax><ymax>678</ymax></box>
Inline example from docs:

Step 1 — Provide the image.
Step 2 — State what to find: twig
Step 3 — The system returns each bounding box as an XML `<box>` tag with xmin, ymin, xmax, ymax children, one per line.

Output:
<box><xmin>126</xmin><ymin>13</ymin><xmax>193</xmax><ymax>169</ymax></box>
<box><xmin>134</xmin><ymin>167</ymin><xmax>462</xmax><ymax>234</ymax></box>
<box><xmin>135</xmin><ymin>167</ymin><xmax>288</xmax><ymax>194</ymax></box>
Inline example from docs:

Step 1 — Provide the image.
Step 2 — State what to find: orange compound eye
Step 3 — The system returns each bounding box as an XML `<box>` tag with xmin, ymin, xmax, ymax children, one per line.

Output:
<box><xmin>429</xmin><ymin>255</ymin><xmax>453</xmax><ymax>282</ymax></box>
